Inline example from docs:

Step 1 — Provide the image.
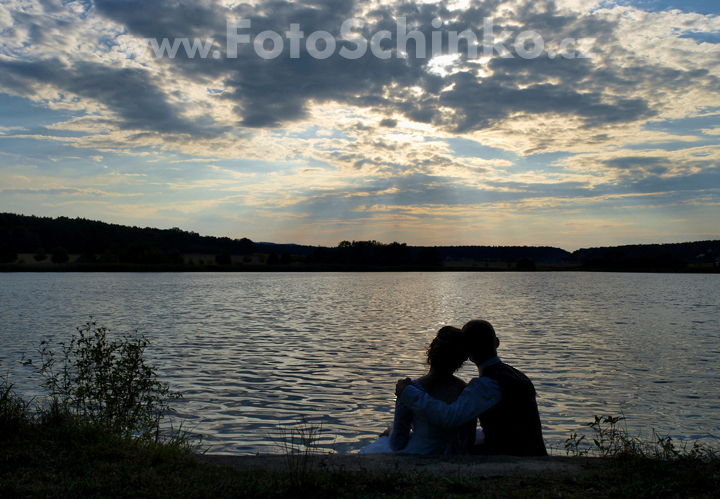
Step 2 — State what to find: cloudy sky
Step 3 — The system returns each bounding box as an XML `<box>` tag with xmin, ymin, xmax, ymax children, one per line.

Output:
<box><xmin>1</xmin><ymin>0</ymin><xmax>719</xmax><ymax>249</ymax></box>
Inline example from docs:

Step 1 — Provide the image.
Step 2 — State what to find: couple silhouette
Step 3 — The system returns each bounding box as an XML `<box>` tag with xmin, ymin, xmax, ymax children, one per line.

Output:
<box><xmin>360</xmin><ymin>320</ymin><xmax>547</xmax><ymax>456</ymax></box>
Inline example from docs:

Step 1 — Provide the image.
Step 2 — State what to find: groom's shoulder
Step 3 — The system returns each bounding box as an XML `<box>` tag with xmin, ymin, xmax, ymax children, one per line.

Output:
<box><xmin>484</xmin><ymin>362</ymin><xmax>536</xmax><ymax>389</ymax></box>
<box><xmin>466</xmin><ymin>374</ymin><xmax>502</xmax><ymax>390</ymax></box>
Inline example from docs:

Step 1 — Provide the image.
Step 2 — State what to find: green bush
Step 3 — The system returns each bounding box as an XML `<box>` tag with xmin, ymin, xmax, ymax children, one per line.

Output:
<box><xmin>23</xmin><ymin>319</ymin><xmax>188</xmax><ymax>444</ymax></box>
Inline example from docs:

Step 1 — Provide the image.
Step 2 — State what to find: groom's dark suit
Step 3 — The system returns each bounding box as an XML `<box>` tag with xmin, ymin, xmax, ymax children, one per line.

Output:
<box><xmin>477</xmin><ymin>361</ymin><xmax>547</xmax><ymax>456</ymax></box>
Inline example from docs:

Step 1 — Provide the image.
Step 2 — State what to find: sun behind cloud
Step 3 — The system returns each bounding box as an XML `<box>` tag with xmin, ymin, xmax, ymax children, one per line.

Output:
<box><xmin>0</xmin><ymin>0</ymin><xmax>719</xmax><ymax>248</ymax></box>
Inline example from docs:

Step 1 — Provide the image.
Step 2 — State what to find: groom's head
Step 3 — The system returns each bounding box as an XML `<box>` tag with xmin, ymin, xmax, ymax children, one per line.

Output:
<box><xmin>462</xmin><ymin>320</ymin><xmax>499</xmax><ymax>365</ymax></box>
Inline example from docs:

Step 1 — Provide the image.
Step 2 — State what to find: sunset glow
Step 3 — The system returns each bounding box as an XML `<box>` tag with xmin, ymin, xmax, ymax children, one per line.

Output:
<box><xmin>1</xmin><ymin>0</ymin><xmax>719</xmax><ymax>249</ymax></box>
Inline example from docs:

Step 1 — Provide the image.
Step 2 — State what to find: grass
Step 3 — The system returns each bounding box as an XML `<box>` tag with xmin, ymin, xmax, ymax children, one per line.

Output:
<box><xmin>2</xmin><ymin>321</ymin><xmax>719</xmax><ymax>498</ymax></box>
<box><xmin>272</xmin><ymin>417</ymin><xmax>335</xmax><ymax>489</ymax></box>
<box><xmin>3</xmin><ymin>388</ymin><xmax>719</xmax><ymax>499</ymax></box>
<box><xmin>560</xmin><ymin>415</ymin><xmax>720</xmax><ymax>498</ymax></box>
<box><xmin>3</xmin><ymin>425</ymin><xmax>719</xmax><ymax>499</ymax></box>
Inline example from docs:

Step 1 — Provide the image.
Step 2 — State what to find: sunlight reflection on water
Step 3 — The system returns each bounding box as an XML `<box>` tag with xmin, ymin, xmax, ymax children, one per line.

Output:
<box><xmin>1</xmin><ymin>272</ymin><xmax>719</xmax><ymax>454</ymax></box>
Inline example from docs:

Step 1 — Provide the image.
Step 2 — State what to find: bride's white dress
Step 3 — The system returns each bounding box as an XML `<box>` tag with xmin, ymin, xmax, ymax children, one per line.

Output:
<box><xmin>359</xmin><ymin>379</ymin><xmax>479</xmax><ymax>455</ymax></box>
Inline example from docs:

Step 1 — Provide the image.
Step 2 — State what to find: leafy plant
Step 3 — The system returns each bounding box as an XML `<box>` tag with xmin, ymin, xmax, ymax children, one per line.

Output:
<box><xmin>588</xmin><ymin>414</ymin><xmax>627</xmax><ymax>457</ymax></box>
<box><xmin>565</xmin><ymin>414</ymin><xmax>719</xmax><ymax>462</ymax></box>
<box><xmin>563</xmin><ymin>431</ymin><xmax>588</xmax><ymax>456</ymax></box>
<box><xmin>24</xmin><ymin>319</ymin><xmax>184</xmax><ymax>443</ymax></box>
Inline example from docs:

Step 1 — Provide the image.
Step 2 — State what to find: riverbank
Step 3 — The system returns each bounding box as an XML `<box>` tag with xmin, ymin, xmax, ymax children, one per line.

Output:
<box><xmin>195</xmin><ymin>452</ymin><xmax>603</xmax><ymax>477</ymax></box>
<box><xmin>3</xmin><ymin>433</ymin><xmax>719</xmax><ymax>498</ymax></box>
<box><xmin>2</xmin><ymin>409</ymin><xmax>718</xmax><ymax>498</ymax></box>
<box><xmin>3</xmin><ymin>402</ymin><xmax>718</xmax><ymax>498</ymax></box>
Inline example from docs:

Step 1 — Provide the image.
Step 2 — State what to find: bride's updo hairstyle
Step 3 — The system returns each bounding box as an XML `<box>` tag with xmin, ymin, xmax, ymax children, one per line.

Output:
<box><xmin>426</xmin><ymin>326</ymin><xmax>468</xmax><ymax>375</ymax></box>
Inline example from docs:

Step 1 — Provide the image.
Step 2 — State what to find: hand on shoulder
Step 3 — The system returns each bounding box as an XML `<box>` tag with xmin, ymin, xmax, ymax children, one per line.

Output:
<box><xmin>395</xmin><ymin>377</ymin><xmax>413</xmax><ymax>398</ymax></box>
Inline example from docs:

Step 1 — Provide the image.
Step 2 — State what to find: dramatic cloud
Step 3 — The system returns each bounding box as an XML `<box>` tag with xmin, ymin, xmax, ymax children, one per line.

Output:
<box><xmin>0</xmin><ymin>0</ymin><xmax>718</xmax><ymax>247</ymax></box>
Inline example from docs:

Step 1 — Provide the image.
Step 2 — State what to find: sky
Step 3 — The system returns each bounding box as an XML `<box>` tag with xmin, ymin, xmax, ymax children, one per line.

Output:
<box><xmin>0</xmin><ymin>0</ymin><xmax>719</xmax><ymax>250</ymax></box>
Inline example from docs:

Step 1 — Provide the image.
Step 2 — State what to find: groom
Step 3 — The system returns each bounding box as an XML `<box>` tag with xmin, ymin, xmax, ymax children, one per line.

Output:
<box><xmin>396</xmin><ymin>320</ymin><xmax>547</xmax><ymax>456</ymax></box>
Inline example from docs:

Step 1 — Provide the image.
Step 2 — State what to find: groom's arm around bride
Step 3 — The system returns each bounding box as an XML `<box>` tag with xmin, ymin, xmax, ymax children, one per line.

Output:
<box><xmin>396</xmin><ymin>320</ymin><xmax>548</xmax><ymax>457</ymax></box>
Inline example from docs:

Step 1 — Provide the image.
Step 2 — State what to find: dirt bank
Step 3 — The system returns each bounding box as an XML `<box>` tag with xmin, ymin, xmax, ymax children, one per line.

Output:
<box><xmin>195</xmin><ymin>453</ymin><xmax>604</xmax><ymax>478</ymax></box>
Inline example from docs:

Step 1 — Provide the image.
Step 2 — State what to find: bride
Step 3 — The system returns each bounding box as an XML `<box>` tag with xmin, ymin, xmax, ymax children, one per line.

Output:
<box><xmin>359</xmin><ymin>326</ymin><xmax>478</xmax><ymax>454</ymax></box>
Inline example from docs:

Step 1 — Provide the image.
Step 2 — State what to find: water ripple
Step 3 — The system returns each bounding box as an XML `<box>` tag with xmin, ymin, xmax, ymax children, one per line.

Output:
<box><xmin>1</xmin><ymin>272</ymin><xmax>718</xmax><ymax>454</ymax></box>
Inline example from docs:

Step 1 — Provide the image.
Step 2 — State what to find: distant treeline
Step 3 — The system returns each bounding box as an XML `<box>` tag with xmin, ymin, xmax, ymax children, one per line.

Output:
<box><xmin>257</xmin><ymin>243</ymin><xmax>572</xmax><ymax>264</ymax></box>
<box><xmin>433</xmin><ymin>246</ymin><xmax>572</xmax><ymax>264</ymax></box>
<box><xmin>0</xmin><ymin>213</ymin><xmax>253</xmax><ymax>265</ymax></box>
<box><xmin>1</xmin><ymin>213</ymin><xmax>718</xmax><ymax>270</ymax></box>
<box><xmin>573</xmin><ymin>241</ymin><xmax>720</xmax><ymax>269</ymax></box>
<box><xmin>306</xmin><ymin>241</ymin><xmax>442</xmax><ymax>266</ymax></box>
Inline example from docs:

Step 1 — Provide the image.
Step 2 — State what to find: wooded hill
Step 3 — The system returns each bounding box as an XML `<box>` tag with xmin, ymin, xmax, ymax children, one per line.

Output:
<box><xmin>571</xmin><ymin>241</ymin><xmax>719</xmax><ymax>269</ymax></box>
<box><xmin>1</xmin><ymin>213</ymin><xmax>717</xmax><ymax>269</ymax></box>
<box><xmin>0</xmin><ymin>213</ymin><xmax>254</xmax><ymax>264</ymax></box>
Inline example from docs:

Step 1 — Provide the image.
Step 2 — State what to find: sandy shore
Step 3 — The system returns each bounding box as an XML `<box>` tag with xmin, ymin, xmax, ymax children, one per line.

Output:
<box><xmin>195</xmin><ymin>453</ymin><xmax>604</xmax><ymax>478</ymax></box>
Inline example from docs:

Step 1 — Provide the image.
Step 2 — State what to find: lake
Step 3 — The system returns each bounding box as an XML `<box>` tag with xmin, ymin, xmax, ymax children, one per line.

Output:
<box><xmin>1</xmin><ymin>272</ymin><xmax>718</xmax><ymax>455</ymax></box>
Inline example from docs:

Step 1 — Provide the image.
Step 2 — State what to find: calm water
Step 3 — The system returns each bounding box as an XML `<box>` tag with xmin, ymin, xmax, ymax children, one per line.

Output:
<box><xmin>1</xmin><ymin>272</ymin><xmax>719</xmax><ymax>455</ymax></box>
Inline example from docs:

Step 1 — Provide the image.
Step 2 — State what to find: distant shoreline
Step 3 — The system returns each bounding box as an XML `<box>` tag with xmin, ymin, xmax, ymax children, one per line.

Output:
<box><xmin>3</xmin><ymin>214</ymin><xmax>719</xmax><ymax>273</ymax></box>
<box><xmin>2</xmin><ymin>260</ymin><xmax>718</xmax><ymax>273</ymax></box>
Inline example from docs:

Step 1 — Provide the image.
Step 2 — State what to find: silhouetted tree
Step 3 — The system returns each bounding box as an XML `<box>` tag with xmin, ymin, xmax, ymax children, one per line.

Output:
<box><xmin>266</xmin><ymin>252</ymin><xmax>280</xmax><ymax>265</ymax></box>
<box><xmin>51</xmin><ymin>247</ymin><xmax>69</xmax><ymax>264</ymax></box>
<box><xmin>280</xmin><ymin>251</ymin><xmax>291</xmax><ymax>265</ymax></box>
<box><xmin>326</xmin><ymin>240</ymin><xmax>412</xmax><ymax>266</ymax></box>
<box><xmin>33</xmin><ymin>247</ymin><xmax>47</xmax><ymax>262</ymax></box>
<box><xmin>237</xmin><ymin>237</ymin><xmax>255</xmax><ymax>256</ymax></box>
